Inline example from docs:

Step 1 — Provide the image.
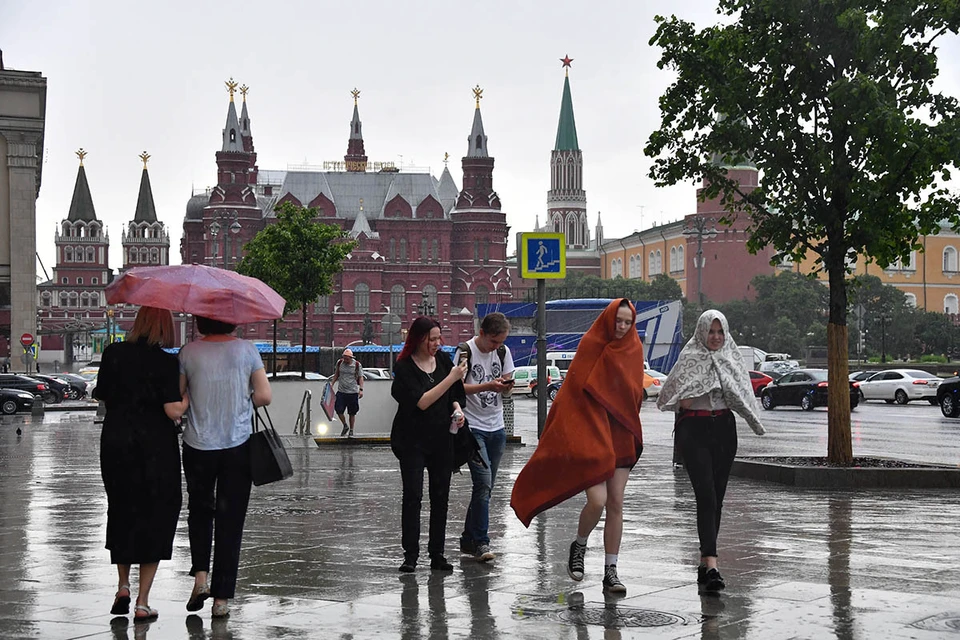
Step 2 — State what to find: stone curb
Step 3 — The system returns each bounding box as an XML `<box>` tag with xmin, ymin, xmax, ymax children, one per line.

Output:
<box><xmin>731</xmin><ymin>456</ymin><xmax>960</xmax><ymax>488</ymax></box>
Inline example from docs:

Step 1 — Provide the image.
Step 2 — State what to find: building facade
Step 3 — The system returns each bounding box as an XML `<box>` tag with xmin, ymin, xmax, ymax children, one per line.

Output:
<box><xmin>0</xmin><ymin>61</ymin><xmax>46</xmax><ymax>365</ymax></box>
<box><xmin>180</xmin><ymin>83</ymin><xmax>515</xmax><ymax>348</ymax></box>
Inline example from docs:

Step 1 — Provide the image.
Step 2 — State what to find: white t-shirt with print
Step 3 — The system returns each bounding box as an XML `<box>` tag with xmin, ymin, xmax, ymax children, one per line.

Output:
<box><xmin>463</xmin><ymin>337</ymin><xmax>516</xmax><ymax>432</ymax></box>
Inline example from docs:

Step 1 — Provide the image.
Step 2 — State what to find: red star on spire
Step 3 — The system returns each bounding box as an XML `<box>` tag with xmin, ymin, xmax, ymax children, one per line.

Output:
<box><xmin>560</xmin><ymin>54</ymin><xmax>574</xmax><ymax>69</ymax></box>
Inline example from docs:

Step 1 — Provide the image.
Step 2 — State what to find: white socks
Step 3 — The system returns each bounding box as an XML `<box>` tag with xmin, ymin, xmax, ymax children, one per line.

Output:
<box><xmin>605</xmin><ymin>554</ymin><xmax>618</xmax><ymax>566</ymax></box>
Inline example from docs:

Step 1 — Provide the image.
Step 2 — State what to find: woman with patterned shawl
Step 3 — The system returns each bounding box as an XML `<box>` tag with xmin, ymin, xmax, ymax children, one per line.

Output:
<box><xmin>657</xmin><ymin>309</ymin><xmax>765</xmax><ymax>593</ymax></box>
<box><xmin>511</xmin><ymin>299</ymin><xmax>646</xmax><ymax>594</ymax></box>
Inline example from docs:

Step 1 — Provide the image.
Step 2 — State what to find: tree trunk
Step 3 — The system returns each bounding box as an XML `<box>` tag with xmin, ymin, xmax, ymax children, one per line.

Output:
<box><xmin>301</xmin><ymin>304</ymin><xmax>308</xmax><ymax>379</ymax></box>
<box><xmin>826</xmin><ymin>261</ymin><xmax>853</xmax><ymax>465</ymax></box>
<box><xmin>272</xmin><ymin>319</ymin><xmax>278</xmax><ymax>376</ymax></box>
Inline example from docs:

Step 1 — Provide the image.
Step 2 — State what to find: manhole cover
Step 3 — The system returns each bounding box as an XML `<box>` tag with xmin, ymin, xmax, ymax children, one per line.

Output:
<box><xmin>911</xmin><ymin>613</ymin><xmax>960</xmax><ymax>633</ymax></box>
<box><xmin>558</xmin><ymin>606</ymin><xmax>686</xmax><ymax>628</ymax></box>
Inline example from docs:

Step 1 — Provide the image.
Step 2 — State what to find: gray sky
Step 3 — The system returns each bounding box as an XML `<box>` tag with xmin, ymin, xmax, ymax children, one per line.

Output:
<box><xmin>3</xmin><ymin>0</ymin><xmax>958</xmax><ymax>276</ymax></box>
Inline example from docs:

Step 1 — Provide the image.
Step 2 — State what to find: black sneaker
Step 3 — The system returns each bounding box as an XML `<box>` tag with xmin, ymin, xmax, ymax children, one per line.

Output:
<box><xmin>459</xmin><ymin>537</ymin><xmax>476</xmax><ymax>556</ymax></box>
<box><xmin>703</xmin><ymin>568</ymin><xmax>725</xmax><ymax>592</ymax></box>
<box><xmin>399</xmin><ymin>559</ymin><xmax>416</xmax><ymax>573</ymax></box>
<box><xmin>474</xmin><ymin>544</ymin><xmax>495</xmax><ymax>563</ymax></box>
<box><xmin>430</xmin><ymin>556</ymin><xmax>453</xmax><ymax>571</ymax></box>
<box><xmin>340</xmin><ymin>425</ymin><xmax>349</xmax><ymax>437</ymax></box>
<box><xmin>697</xmin><ymin>564</ymin><xmax>707</xmax><ymax>584</ymax></box>
<box><xmin>602</xmin><ymin>564</ymin><xmax>627</xmax><ymax>594</ymax></box>
<box><xmin>567</xmin><ymin>541</ymin><xmax>586</xmax><ymax>581</ymax></box>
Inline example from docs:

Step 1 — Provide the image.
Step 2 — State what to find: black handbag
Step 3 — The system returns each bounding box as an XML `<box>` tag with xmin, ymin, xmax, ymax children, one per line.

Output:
<box><xmin>249</xmin><ymin>404</ymin><xmax>293</xmax><ymax>486</ymax></box>
<box><xmin>452</xmin><ymin>417</ymin><xmax>487</xmax><ymax>471</ymax></box>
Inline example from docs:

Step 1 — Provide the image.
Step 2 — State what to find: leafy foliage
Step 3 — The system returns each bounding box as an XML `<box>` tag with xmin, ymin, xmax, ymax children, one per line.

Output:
<box><xmin>646</xmin><ymin>0</ymin><xmax>960</xmax><ymax>463</ymax></box>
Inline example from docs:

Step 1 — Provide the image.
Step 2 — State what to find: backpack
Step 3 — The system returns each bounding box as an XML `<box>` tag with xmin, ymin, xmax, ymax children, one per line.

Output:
<box><xmin>458</xmin><ymin>341</ymin><xmax>507</xmax><ymax>381</ymax></box>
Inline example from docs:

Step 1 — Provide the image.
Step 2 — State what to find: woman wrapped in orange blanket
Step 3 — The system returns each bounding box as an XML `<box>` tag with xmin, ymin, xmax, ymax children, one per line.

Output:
<box><xmin>510</xmin><ymin>298</ymin><xmax>646</xmax><ymax>594</ymax></box>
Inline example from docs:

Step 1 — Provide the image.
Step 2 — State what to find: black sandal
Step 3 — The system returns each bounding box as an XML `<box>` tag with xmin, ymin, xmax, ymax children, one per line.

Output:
<box><xmin>110</xmin><ymin>584</ymin><xmax>131</xmax><ymax>615</ymax></box>
<box><xmin>186</xmin><ymin>583</ymin><xmax>210</xmax><ymax>612</ymax></box>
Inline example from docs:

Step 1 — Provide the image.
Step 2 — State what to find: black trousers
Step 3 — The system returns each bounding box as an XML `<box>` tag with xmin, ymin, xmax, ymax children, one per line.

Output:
<box><xmin>676</xmin><ymin>413</ymin><xmax>738</xmax><ymax>558</ymax></box>
<box><xmin>398</xmin><ymin>447</ymin><xmax>452</xmax><ymax>562</ymax></box>
<box><xmin>182</xmin><ymin>441</ymin><xmax>252</xmax><ymax>599</ymax></box>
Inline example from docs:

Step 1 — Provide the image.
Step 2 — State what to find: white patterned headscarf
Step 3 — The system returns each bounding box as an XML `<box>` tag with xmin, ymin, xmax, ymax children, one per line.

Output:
<box><xmin>657</xmin><ymin>309</ymin><xmax>765</xmax><ymax>435</ymax></box>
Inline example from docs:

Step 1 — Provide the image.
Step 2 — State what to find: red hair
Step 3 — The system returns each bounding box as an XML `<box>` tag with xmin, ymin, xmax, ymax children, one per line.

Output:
<box><xmin>397</xmin><ymin>317</ymin><xmax>442</xmax><ymax>361</ymax></box>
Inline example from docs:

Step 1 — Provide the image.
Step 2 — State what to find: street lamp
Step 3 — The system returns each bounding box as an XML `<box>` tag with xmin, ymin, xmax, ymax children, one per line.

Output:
<box><xmin>682</xmin><ymin>216</ymin><xmax>719</xmax><ymax>308</ymax></box>
<box><xmin>415</xmin><ymin>291</ymin><xmax>436</xmax><ymax>317</ymax></box>
<box><xmin>209</xmin><ymin>210</ymin><xmax>242</xmax><ymax>270</ymax></box>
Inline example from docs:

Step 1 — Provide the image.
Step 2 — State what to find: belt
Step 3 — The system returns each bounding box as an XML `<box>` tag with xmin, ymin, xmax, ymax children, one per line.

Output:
<box><xmin>680</xmin><ymin>409</ymin><xmax>731</xmax><ymax>418</ymax></box>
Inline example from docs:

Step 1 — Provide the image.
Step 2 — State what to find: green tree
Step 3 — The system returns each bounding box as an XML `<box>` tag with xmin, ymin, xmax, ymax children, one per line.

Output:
<box><xmin>238</xmin><ymin>201</ymin><xmax>355</xmax><ymax>377</ymax></box>
<box><xmin>646</xmin><ymin>1</ymin><xmax>960</xmax><ymax>464</ymax></box>
<box><xmin>649</xmin><ymin>273</ymin><xmax>683</xmax><ymax>301</ymax></box>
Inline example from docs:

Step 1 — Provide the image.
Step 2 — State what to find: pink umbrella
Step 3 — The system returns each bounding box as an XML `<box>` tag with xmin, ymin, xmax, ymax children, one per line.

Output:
<box><xmin>105</xmin><ymin>264</ymin><xmax>286</xmax><ymax>325</ymax></box>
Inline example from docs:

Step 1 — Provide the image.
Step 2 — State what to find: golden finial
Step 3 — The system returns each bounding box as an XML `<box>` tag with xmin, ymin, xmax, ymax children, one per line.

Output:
<box><xmin>239</xmin><ymin>84</ymin><xmax>249</xmax><ymax>101</ymax></box>
<box><xmin>351</xmin><ymin>88</ymin><xmax>360</xmax><ymax>105</ymax></box>
<box><xmin>443</xmin><ymin>152</ymin><xmax>449</xmax><ymax>166</ymax></box>
<box><xmin>75</xmin><ymin>148</ymin><xmax>87</xmax><ymax>166</ymax></box>
<box><xmin>225</xmin><ymin>77</ymin><xmax>239</xmax><ymax>102</ymax></box>
<box><xmin>472</xmin><ymin>85</ymin><xmax>483</xmax><ymax>108</ymax></box>
<box><xmin>139</xmin><ymin>151</ymin><xmax>150</xmax><ymax>170</ymax></box>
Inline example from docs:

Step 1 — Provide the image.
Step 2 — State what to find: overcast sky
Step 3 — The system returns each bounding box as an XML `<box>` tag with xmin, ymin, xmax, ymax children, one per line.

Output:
<box><xmin>3</xmin><ymin>0</ymin><xmax>958</xmax><ymax>277</ymax></box>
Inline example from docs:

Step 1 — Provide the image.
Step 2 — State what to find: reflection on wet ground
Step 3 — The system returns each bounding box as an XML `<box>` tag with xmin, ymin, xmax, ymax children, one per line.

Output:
<box><xmin>2</xmin><ymin>410</ymin><xmax>960</xmax><ymax>639</ymax></box>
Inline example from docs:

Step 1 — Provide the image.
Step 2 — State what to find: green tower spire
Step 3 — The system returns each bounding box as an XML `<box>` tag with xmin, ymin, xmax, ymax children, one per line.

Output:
<box><xmin>554</xmin><ymin>59</ymin><xmax>579</xmax><ymax>151</ymax></box>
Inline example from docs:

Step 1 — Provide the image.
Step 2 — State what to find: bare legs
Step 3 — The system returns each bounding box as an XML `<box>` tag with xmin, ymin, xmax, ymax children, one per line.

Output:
<box><xmin>115</xmin><ymin>562</ymin><xmax>159</xmax><ymax>609</ymax></box>
<box><xmin>576</xmin><ymin>468</ymin><xmax>631</xmax><ymax>553</ymax></box>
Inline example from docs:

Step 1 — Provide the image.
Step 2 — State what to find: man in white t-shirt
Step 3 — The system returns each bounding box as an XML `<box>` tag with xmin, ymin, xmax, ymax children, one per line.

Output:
<box><xmin>458</xmin><ymin>312</ymin><xmax>515</xmax><ymax>563</ymax></box>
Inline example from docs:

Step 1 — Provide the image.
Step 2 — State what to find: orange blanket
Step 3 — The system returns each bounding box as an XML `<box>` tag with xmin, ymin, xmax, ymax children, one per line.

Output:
<box><xmin>510</xmin><ymin>298</ymin><xmax>646</xmax><ymax>527</ymax></box>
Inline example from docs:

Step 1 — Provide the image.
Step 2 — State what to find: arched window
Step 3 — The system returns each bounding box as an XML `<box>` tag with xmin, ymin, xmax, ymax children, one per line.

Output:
<box><xmin>391</xmin><ymin>285</ymin><xmax>405</xmax><ymax>313</ymax></box>
<box><xmin>423</xmin><ymin>284</ymin><xmax>438</xmax><ymax>310</ymax></box>
<box><xmin>389</xmin><ymin>238</ymin><xmax>396</xmax><ymax>262</ymax></box>
<box><xmin>86</xmin><ymin>247</ymin><xmax>95</xmax><ymax>262</ymax></box>
<box><xmin>676</xmin><ymin>246</ymin><xmax>684</xmax><ymax>272</ymax></box>
<box><xmin>553</xmin><ymin>214</ymin><xmax>561</xmax><ymax>234</ymax></box>
<box><xmin>670</xmin><ymin>247</ymin><xmax>678</xmax><ymax>273</ymax></box>
<box><xmin>475</xmin><ymin>285</ymin><xmax>489</xmax><ymax>305</ymax></box>
<box><xmin>41</xmin><ymin>292</ymin><xmax>51</xmax><ymax>306</ymax></box>
<box><xmin>400</xmin><ymin>239</ymin><xmax>407</xmax><ymax>263</ymax></box>
<box><xmin>648</xmin><ymin>252</ymin><xmax>655</xmax><ymax>276</ymax></box>
<box><xmin>421</xmin><ymin>238</ymin><xmax>428</xmax><ymax>263</ymax></box>
<box><xmin>92</xmin><ymin>277</ymin><xmax>98</xmax><ymax>285</ymax></box>
<box><xmin>475</xmin><ymin>135</ymin><xmax>483</xmax><ymax>150</ymax></box>
<box><xmin>432</xmin><ymin>239</ymin><xmax>439</xmax><ymax>263</ymax></box>
<box><xmin>75</xmin><ymin>246</ymin><xmax>84</xmax><ymax>262</ymax></box>
<box><xmin>80</xmin><ymin>293</ymin><xmax>89</xmax><ymax>307</ymax></box>
<box><xmin>140</xmin><ymin>248</ymin><xmax>149</xmax><ymax>263</ymax></box>
<box><xmin>905</xmin><ymin>293</ymin><xmax>917</xmax><ymax>307</ymax></box>
<box><xmin>354</xmin><ymin>282</ymin><xmax>370</xmax><ymax>313</ymax></box>
<box><xmin>945</xmin><ymin>294</ymin><xmax>959</xmax><ymax>315</ymax></box>
<box><xmin>129</xmin><ymin>248</ymin><xmax>138</xmax><ymax>263</ymax></box>
<box><xmin>612</xmin><ymin>258</ymin><xmax>622</xmax><ymax>278</ymax></box>
<box><xmin>944</xmin><ymin>247</ymin><xmax>958</xmax><ymax>273</ymax></box>
<box><xmin>68</xmin><ymin>291</ymin><xmax>78</xmax><ymax>307</ymax></box>
<box><xmin>65</xmin><ymin>247</ymin><xmax>73</xmax><ymax>262</ymax></box>
<box><xmin>76</xmin><ymin>277</ymin><xmax>83</xmax><ymax>285</ymax></box>
<box><xmin>628</xmin><ymin>255</ymin><xmax>636</xmax><ymax>278</ymax></box>
<box><xmin>59</xmin><ymin>293</ymin><xmax>68</xmax><ymax>307</ymax></box>
<box><xmin>566</xmin><ymin>214</ymin><xmax>576</xmax><ymax>245</ymax></box>
<box><xmin>656</xmin><ymin>250</ymin><xmax>663</xmax><ymax>275</ymax></box>
<box><xmin>150</xmin><ymin>247</ymin><xmax>159</xmax><ymax>263</ymax></box>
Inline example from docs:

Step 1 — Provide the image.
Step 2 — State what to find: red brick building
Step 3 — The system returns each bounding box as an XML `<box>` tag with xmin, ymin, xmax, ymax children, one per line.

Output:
<box><xmin>180</xmin><ymin>84</ymin><xmax>515</xmax><ymax>348</ymax></box>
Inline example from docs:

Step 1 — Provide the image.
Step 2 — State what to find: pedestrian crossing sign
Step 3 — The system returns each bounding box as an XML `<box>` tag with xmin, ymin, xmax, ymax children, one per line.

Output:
<box><xmin>520</xmin><ymin>233</ymin><xmax>566</xmax><ymax>279</ymax></box>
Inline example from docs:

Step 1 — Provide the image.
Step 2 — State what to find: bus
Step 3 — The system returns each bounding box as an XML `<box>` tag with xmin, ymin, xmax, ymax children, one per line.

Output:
<box><xmin>545</xmin><ymin>351</ymin><xmax>577</xmax><ymax>375</ymax></box>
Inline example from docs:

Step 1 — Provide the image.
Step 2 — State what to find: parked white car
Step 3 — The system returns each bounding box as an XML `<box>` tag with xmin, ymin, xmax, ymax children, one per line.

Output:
<box><xmin>856</xmin><ymin>369</ymin><xmax>941</xmax><ymax>405</ymax></box>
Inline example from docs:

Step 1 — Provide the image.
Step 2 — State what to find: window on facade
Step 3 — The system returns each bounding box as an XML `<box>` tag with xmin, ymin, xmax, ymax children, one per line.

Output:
<box><xmin>354</xmin><ymin>283</ymin><xmax>370</xmax><ymax>313</ymax></box>
<box><xmin>628</xmin><ymin>256</ymin><xmax>636</xmax><ymax>279</ymax></box>
<box><xmin>60</xmin><ymin>293</ymin><xmax>68</xmax><ymax>306</ymax></box>
<box><xmin>61</xmin><ymin>277</ymin><xmax>68</xmax><ymax>284</ymax></box>
<box><xmin>150</xmin><ymin>248</ymin><xmax>159</xmax><ymax>263</ymax></box>
<box><xmin>553</xmin><ymin>217</ymin><xmax>561</xmax><ymax>233</ymax></box>
<box><xmin>677</xmin><ymin>246</ymin><xmax>684</xmax><ymax>272</ymax></box>
<box><xmin>648</xmin><ymin>252</ymin><xmax>655</xmax><ymax>276</ymax></box>
<box><xmin>476</xmin><ymin>285</ymin><xmax>489</xmax><ymax>305</ymax></box>
<box><xmin>391</xmin><ymin>285</ymin><xmax>405</xmax><ymax>312</ymax></box>
<box><xmin>656</xmin><ymin>250</ymin><xmax>663</xmax><ymax>275</ymax></box>
<box><xmin>432</xmin><ymin>239</ymin><xmax>439</xmax><ymax>263</ymax></box>
<box><xmin>76</xmin><ymin>277</ymin><xmax>83</xmax><ymax>285</ymax></box>
<box><xmin>474</xmin><ymin>241</ymin><xmax>480</xmax><ymax>264</ymax></box>
<box><xmin>92</xmin><ymin>277</ymin><xmax>98</xmax><ymax>285</ymax></box>
<box><xmin>945</xmin><ymin>247</ymin><xmax>958</xmax><ymax>273</ymax></box>
<box><xmin>75</xmin><ymin>247</ymin><xmax>83</xmax><ymax>263</ymax></box>
<box><xmin>140</xmin><ymin>248</ymin><xmax>149</xmax><ymax>263</ymax></box>
<box><xmin>946</xmin><ymin>294</ymin><xmax>959</xmax><ymax>315</ymax></box>
<box><xmin>400</xmin><ymin>239</ymin><xmax>407</xmax><ymax>263</ymax></box>
<box><xmin>65</xmin><ymin>247</ymin><xmax>73</xmax><ymax>262</ymax></box>
<box><xmin>41</xmin><ymin>292</ymin><xmax>51</xmax><ymax>306</ymax></box>
<box><xmin>483</xmin><ymin>244</ymin><xmax>489</xmax><ymax>264</ymax></box>
<box><xmin>315</xmin><ymin>295</ymin><xmax>329</xmax><ymax>313</ymax></box>
<box><xmin>81</xmin><ymin>293</ymin><xmax>89</xmax><ymax>307</ymax></box>
<box><xmin>389</xmin><ymin>238</ymin><xmax>396</xmax><ymax>262</ymax></box>
<box><xmin>129</xmin><ymin>249</ymin><xmax>137</xmax><ymax>263</ymax></box>
<box><xmin>669</xmin><ymin>247</ymin><xmax>678</xmax><ymax>273</ymax></box>
<box><xmin>421</xmin><ymin>238</ymin><xmax>428</xmax><ymax>263</ymax></box>
<box><xmin>87</xmin><ymin>247</ymin><xmax>95</xmax><ymax>262</ymax></box>
<box><xmin>423</xmin><ymin>284</ymin><xmax>438</xmax><ymax>310</ymax></box>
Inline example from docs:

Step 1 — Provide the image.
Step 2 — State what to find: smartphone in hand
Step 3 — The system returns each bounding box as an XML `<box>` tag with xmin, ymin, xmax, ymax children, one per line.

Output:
<box><xmin>455</xmin><ymin>349</ymin><xmax>467</xmax><ymax>367</ymax></box>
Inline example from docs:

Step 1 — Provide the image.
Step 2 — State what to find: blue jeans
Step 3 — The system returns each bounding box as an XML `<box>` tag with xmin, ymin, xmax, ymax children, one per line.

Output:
<box><xmin>461</xmin><ymin>428</ymin><xmax>506</xmax><ymax>546</ymax></box>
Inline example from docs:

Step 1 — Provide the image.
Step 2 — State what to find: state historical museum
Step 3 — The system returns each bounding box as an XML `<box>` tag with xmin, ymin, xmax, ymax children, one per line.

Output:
<box><xmin>180</xmin><ymin>82</ymin><xmax>513</xmax><ymax>348</ymax></box>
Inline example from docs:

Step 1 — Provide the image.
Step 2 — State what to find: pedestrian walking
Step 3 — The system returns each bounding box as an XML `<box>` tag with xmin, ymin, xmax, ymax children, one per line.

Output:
<box><xmin>657</xmin><ymin>309</ymin><xmax>765</xmax><ymax>592</ymax></box>
<box><xmin>95</xmin><ymin>306</ymin><xmax>189</xmax><ymax>621</ymax></box>
<box><xmin>331</xmin><ymin>348</ymin><xmax>364</xmax><ymax>437</ymax></box>
<box><xmin>179</xmin><ymin>316</ymin><xmax>272</xmax><ymax>618</ymax></box>
<box><xmin>457</xmin><ymin>312</ymin><xmax>515</xmax><ymax>563</ymax></box>
<box><xmin>511</xmin><ymin>298</ymin><xmax>646</xmax><ymax>594</ymax></box>
<box><xmin>390</xmin><ymin>317</ymin><xmax>467</xmax><ymax>573</ymax></box>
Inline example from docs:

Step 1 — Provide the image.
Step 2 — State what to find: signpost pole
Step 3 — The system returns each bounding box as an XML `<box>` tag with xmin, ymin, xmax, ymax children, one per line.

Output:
<box><xmin>536</xmin><ymin>278</ymin><xmax>547</xmax><ymax>437</ymax></box>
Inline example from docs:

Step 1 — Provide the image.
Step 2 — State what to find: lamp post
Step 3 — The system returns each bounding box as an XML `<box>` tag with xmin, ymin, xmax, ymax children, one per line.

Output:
<box><xmin>208</xmin><ymin>210</ymin><xmax>242</xmax><ymax>269</ymax></box>
<box><xmin>381</xmin><ymin>306</ymin><xmax>402</xmax><ymax>376</ymax></box>
<box><xmin>682</xmin><ymin>216</ymin><xmax>719</xmax><ymax>308</ymax></box>
<box><xmin>415</xmin><ymin>291</ymin><xmax>436</xmax><ymax>317</ymax></box>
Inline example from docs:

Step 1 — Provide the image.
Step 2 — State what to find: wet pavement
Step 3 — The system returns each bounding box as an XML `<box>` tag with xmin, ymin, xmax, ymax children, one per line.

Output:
<box><xmin>2</xmin><ymin>405</ymin><xmax>960</xmax><ymax>639</ymax></box>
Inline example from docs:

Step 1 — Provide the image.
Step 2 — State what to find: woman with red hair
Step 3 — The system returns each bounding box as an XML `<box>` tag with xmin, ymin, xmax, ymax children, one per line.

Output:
<box><xmin>511</xmin><ymin>298</ymin><xmax>646</xmax><ymax>594</ymax></box>
<box><xmin>390</xmin><ymin>317</ymin><xmax>468</xmax><ymax>572</ymax></box>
